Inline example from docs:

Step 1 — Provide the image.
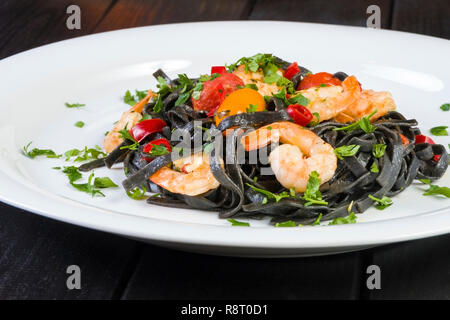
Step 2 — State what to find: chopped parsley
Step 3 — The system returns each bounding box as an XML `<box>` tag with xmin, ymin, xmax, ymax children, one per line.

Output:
<box><xmin>334</xmin><ymin>144</ymin><xmax>360</xmax><ymax>160</ymax></box>
<box><xmin>227</xmin><ymin>218</ymin><xmax>250</xmax><ymax>227</ymax></box>
<box><xmin>119</xmin><ymin>125</ymin><xmax>139</xmax><ymax>151</ymax></box>
<box><xmin>237</xmin><ymin>83</ymin><xmax>258</xmax><ymax>91</ymax></box>
<box><xmin>312</xmin><ymin>213</ymin><xmax>323</xmax><ymax>226</ymax></box>
<box><xmin>126</xmin><ymin>186</ymin><xmax>147</xmax><ymax>200</ymax></box>
<box><xmin>302</xmin><ymin>171</ymin><xmax>328</xmax><ymax>206</ymax></box>
<box><xmin>419</xmin><ymin>179</ymin><xmax>450</xmax><ymax>198</ymax></box>
<box><xmin>70</xmin><ymin>173</ymin><xmax>105</xmax><ymax>197</ymax></box>
<box><xmin>64</xmin><ymin>146</ymin><xmax>106</xmax><ymax>162</ymax></box>
<box><xmin>372</xmin><ymin>143</ymin><xmax>387</xmax><ymax>158</ymax></box>
<box><xmin>370</xmin><ymin>161</ymin><xmax>379</xmax><ymax>173</ymax></box>
<box><xmin>430</xmin><ymin>126</ymin><xmax>448</xmax><ymax>136</ymax></box>
<box><xmin>245</xmin><ymin>183</ymin><xmax>290</xmax><ymax>203</ymax></box>
<box><xmin>328</xmin><ymin>212</ymin><xmax>357</xmax><ymax>225</ymax></box>
<box><xmin>368</xmin><ymin>194</ymin><xmax>393</xmax><ymax>210</ymax></box>
<box><xmin>62</xmin><ymin>166</ymin><xmax>82</xmax><ymax>182</ymax></box>
<box><xmin>246</xmin><ymin>104</ymin><xmax>258</xmax><ymax>113</ymax></box>
<box><xmin>147</xmin><ymin>144</ymin><xmax>169</xmax><ymax>157</ymax></box>
<box><xmin>156</xmin><ymin>76</ymin><xmax>172</xmax><ymax>95</ymax></box>
<box><xmin>333</xmin><ymin>110</ymin><xmax>377</xmax><ymax>133</ymax></box>
<box><xmin>124</xmin><ymin>89</ymin><xmax>148</xmax><ymax>106</ymax></box>
<box><xmin>440</xmin><ymin>103</ymin><xmax>449</xmax><ymax>111</ymax></box>
<box><xmin>93</xmin><ymin>177</ymin><xmax>118</xmax><ymax>188</ymax></box>
<box><xmin>74</xmin><ymin>121</ymin><xmax>84</xmax><ymax>128</ymax></box>
<box><xmin>274</xmin><ymin>221</ymin><xmax>298</xmax><ymax>227</ymax></box>
<box><xmin>22</xmin><ymin>142</ymin><xmax>61</xmax><ymax>159</ymax></box>
<box><xmin>65</xmin><ymin>102</ymin><xmax>85</xmax><ymax>108</ymax></box>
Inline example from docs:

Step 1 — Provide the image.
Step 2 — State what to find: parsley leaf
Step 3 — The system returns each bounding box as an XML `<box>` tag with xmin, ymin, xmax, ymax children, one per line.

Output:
<box><xmin>368</xmin><ymin>194</ymin><xmax>393</xmax><ymax>210</ymax></box>
<box><xmin>227</xmin><ymin>218</ymin><xmax>250</xmax><ymax>227</ymax></box>
<box><xmin>419</xmin><ymin>179</ymin><xmax>450</xmax><ymax>198</ymax></box>
<box><xmin>94</xmin><ymin>177</ymin><xmax>118</xmax><ymax>188</ymax></box>
<box><xmin>70</xmin><ymin>173</ymin><xmax>105</xmax><ymax>197</ymax></box>
<box><xmin>246</xmin><ymin>104</ymin><xmax>258</xmax><ymax>113</ymax></box>
<box><xmin>333</xmin><ymin>110</ymin><xmax>377</xmax><ymax>133</ymax></box>
<box><xmin>246</xmin><ymin>183</ymin><xmax>291</xmax><ymax>203</ymax></box>
<box><xmin>274</xmin><ymin>221</ymin><xmax>298</xmax><ymax>227</ymax></box>
<box><xmin>156</xmin><ymin>76</ymin><xmax>172</xmax><ymax>95</ymax></box>
<box><xmin>127</xmin><ymin>186</ymin><xmax>147</xmax><ymax>200</ymax></box>
<box><xmin>123</xmin><ymin>90</ymin><xmax>137</xmax><ymax>106</ymax></box>
<box><xmin>302</xmin><ymin>171</ymin><xmax>328</xmax><ymax>206</ymax></box>
<box><xmin>119</xmin><ymin>125</ymin><xmax>139</xmax><ymax>151</ymax></box>
<box><xmin>312</xmin><ymin>213</ymin><xmax>323</xmax><ymax>226</ymax></box>
<box><xmin>65</xmin><ymin>102</ymin><xmax>85</xmax><ymax>108</ymax></box>
<box><xmin>430</xmin><ymin>126</ymin><xmax>448</xmax><ymax>136</ymax></box>
<box><xmin>440</xmin><ymin>103</ymin><xmax>450</xmax><ymax>111</ymax></box>
<box><xmin>370</xmin><ymin>161</ymin><xmax>379</xmax><ymax>173</ymax></box>
<box><xmin>328</xmin><ymin>212</ymin><xmax>357</xmax><ymax>225</ymax></box>
<box><xmin>74</xmin><ymin>121</ymin><xmax>84</xmax><ymax>128</ymax></box>
<box><xmin>334</xmin><ymin>145</ymin><xmax>360</xmax><ymax>160</ymax></box>
<box><xmin>22</xmin><ymin>142</ymin><xmax>61</xmax><ymax>159</ymax></box>
<box><xmin>288</xmin><ymin>93</ymin><xmax>310</xmax><ymax>106</ymax></box>
<box><xmin>148</xmin><ymin>144</ymin><xmax>169</xmax><ymax>157</ymax></box>
<box><xmin>62</xmin><ymin>166</ymin><xmax>82</xmax><ymax>183</ymax></box>
<box><xmin>372</xmin><ymin>143</ymin><xmax>387</xmax><ymax>158</ymax></box>
<box><xmin>153</xmin><ymin>94</ymin><xmax>163</xmax><ymax>113</ymax></box>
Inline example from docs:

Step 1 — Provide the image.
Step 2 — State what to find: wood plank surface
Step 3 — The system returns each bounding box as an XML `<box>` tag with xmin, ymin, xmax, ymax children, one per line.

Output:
<box><xmin>121</xmin><ymin>245</ymin><xmax>364</xmax><ymax>299</ymax></box>
<box><xmin>0</xmin><ymin>202</ymin><xmax>141</xmax><ymax>299</ymax></box>
<box><xmin>94</xmin><ymin>0</ymin><xmax>254</xmax><ymax>32</ymax></box>
<box><xmin>391</xmin><ymin>0</ymin><xmax>450</xmax><ymax>39</ymax></box>
<box><xmin>250</xmin><ymin>0</ymin><xmax>393</xmax><ymax>28</ymax></box>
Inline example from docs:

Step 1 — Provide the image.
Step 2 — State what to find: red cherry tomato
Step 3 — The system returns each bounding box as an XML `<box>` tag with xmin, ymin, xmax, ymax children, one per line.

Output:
<box><xmin>286</xmin><ymin>104</ymin><xmax>313</xmax><ymax>126</ymax></box>
<box><xmin>297</xmin><ymin>72</ymin><xmax>342</xmax><ymax>90</ymax></box>
<box><xmin>284</xmin><ymin>62</ymin><xmax>300</xmax><ymax>80</ymax></box>
<box><xmin>142</xmin><ymin>138</ymin><xmax>171</xmax><ymax>162</ymax></box>
<box><xmin>129</xmin><ymin>119</ymin><xmax>167</xmax><ymax>142</ymax></box>
<box><xmin>210</xmin><ymin>66</ymin><xmax>227</xmax><ymax>75</ymax></box>
<box><xmin>192</xmin><ymin>73</ymin><xmax>244</xmax><ymax>112</ymax></box>
<box><xmin>414</xmin><ymin>134</ymin><xmax>435</xmax><ymax>145</ymax></box>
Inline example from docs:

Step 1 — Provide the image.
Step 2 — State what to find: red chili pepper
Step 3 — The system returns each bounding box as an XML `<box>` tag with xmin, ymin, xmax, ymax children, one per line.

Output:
<box><xmin>433</xmin><ymin>154</ymin><xmax>441</xmax><ymax>162</ymax></box>
<box><xmin>211</xmin><ymin>66</ymin><xmax>227</xmax><ymax>75</ymax></box>
<box><xmin>129</xmin><ymin>119</ymin><xmax>167</xmax><ymax>142</ymax></box>
<box><xmin>284</xmin><ymin>62</ymin><xmax>300</xmax><ymax>80</ymax></box>
<box><xmin>142</xmin><ymin>138</ymin><xmax>171</xmax><ymax>162</ymax></box>
<box><xmin>399</xmin><ymin>133</ymin><xmax>410</xmax><ymax>146</ymax></box>
<box><xmin>286</xmin><ymin>104</ymin><xmax>313</xmax><ymax>126</ymax></box>
<box><xmin>414</xmin><ymin>134</ymin><xmax>435</xmax><ymax>145</ymax></box>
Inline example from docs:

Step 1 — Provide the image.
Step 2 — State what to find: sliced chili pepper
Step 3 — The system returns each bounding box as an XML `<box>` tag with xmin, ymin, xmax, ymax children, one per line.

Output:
<box><xmin>142</xmin><ymin>138</ymin><xmax>171</xmax><ymax>162</ymax></box>
<box><xmin>129</xmin><ymin>118</ymin><xmax>167</xmax><ymax>142</ymax></box>
<box><xmin>284</xmin><ymin>62</ymin><xmax>300</xmax><ymax>80</ymax></box>
<box><xmin>414</xmin><ymin>134</ymin><xmax>435</xmax><ymax>145</ymax></box>
<box><xmin>286</xmin><ymin>104</ymin><xmax>313</xmax><ymax>126</ymax></box>
<box><xmin>211</xmin><ymin>66</ymin><xmax>227</xmax><ymax>75</ymax></box>
<box><xmin>433</xmin><ymin>154</ymin><xmax>441</xmax><ymax>162</ymax></box>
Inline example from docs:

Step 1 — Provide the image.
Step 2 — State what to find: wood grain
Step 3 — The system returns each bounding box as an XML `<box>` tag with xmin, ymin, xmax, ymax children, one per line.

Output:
<box><xmin>391</xmin><ymin>0</ymin><xmax>450</xmax><ymax>39</ymax></box>
<box><xmin>122</xmin><ymin>245</ymin><xmax>364</xmax><ymax>299</ymax></box>
<box><xmin>0</xmin><ymin>203</ymin><xmax>141</xmax><ymax>299</ymax></box>
<box><xmin>250</xmin><ymin>0</ymin><xmax>393</xmax><ymax>28</ymax></box>
<box><xmin>0</xmin><ymin>0</ymin><xmax>114</xmax><ymax>59</ymax></box>
<box><xmin>362</xmin><ymin>234</ymin><xmax>450</xmax><ymax>299</ymax></box>
<box><xmin>94</xmin><ymin>0</ymin><xmax>254</xmax><ymax>32</ymax></box>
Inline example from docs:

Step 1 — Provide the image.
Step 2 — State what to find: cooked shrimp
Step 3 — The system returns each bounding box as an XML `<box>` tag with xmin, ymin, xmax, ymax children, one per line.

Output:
<box><xmin>335</xmin><ymin>89</ymin><xmax>396</xmax><ymax>123</ymax></box>
<box><xmin>103</xmin><ymin>90</ymin><xmax>155</xmax><ymax>153</ymax></box>
<box><xmin>233</xmin><ymin>65</ymin><xmax>281</xmax><ymax>96</ymax></box>
<box><xmin>300</xmin><ymin>75</ymin><xmax>361</xmax><ymax>122</ymax></box>
<box><xmin>241</xmin><ymin>121</ymin><xmax>337</xmax><ymax>192</ymax></box>
<box><xmin>150</xmin><ymin>153</ymin><xmax>220</xmax><ymax>196</ymax></box>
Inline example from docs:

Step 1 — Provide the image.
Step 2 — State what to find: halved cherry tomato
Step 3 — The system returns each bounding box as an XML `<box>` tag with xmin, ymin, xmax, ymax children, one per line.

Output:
<box><xmin>215</xmin><ymin>88</ymin><xmax>266</xmax><ymax>126</ymax></box>
<box><xmin>142</xmin><ymin>138</ymin><xmax>171</xmax><ymax>162</ymax></box>
<box><xmin>286</xmin><ymin>104</ymin><xmax>313</xmax><ymax>126</ymax></box>
<box><xmin>211</xmin><ymin>66</ymin><xmax>227</xmax><ymax>75</ymax></box>
<box><xmin>192</xmin><ymin>73</ymin><xmax>244</xmax><ymax>112</ymax></box>
<box><xmin>129</xmin><ymin>119</ymin><xmax>167</xmax><ymax>142</ymax></box>
<box><xmin>297</xmin><ymin>72</ymin><xmax>342</xmax><ymax>90</ymax></box>
<box><xmin>284</xmin><ymin>62</ymin><xmax>300</xmax><ymax>80</ymax></box>
<box><xmin>414</xmin><ymin>134</ymin><xmax>435</xmax><ymax>145</ymax></box>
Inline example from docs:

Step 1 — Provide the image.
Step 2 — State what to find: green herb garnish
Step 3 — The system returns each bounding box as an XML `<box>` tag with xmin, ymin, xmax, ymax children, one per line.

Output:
<box><xmin>119</xmin><ymin>125</ymin><xmax>139</xmax><ymax>151</ymax></box>
<box><xmin>370</xmin><ymin>161</ymin><xmax>379</xmax><ymax>173</ymax></box>
<box><xmin>246</xmin><ymin>183</ymin><xmax>290</xmax><ymax>203</ymax></box>
<box><xmin>372</xmin><ymin>143</ymin><xmax>387</xmax><ymax>158</ymax></box>
<box><xmin>148</xmin><ymin>144</ymin><xmax>169</xmax><ymax>157</ymax></box>
<box><xmin>94</xmin><ymin>177</ymin><xmax>118</xmax><ymax>188</ymax></box>
<box><xmin>302</xmin><ymin>171</ymin><xmax>328</xmax><ymax>206</ymax></box>
<box><xmin>22</xmin><ymin>142</ymin><xmax>61</xmax><ymax>159</ymax></box>
<box><xmin>368</xmin><ymin>194</ymin><xmax>393</xmax><ymax>210</ymax></box>
<box><xmin>227</xmin><ymin>218</ymin><xmax>250</xmax><ymax>227</ymax></box>
<box><xmin>274</xmin><ymin>221</ymin><xmax>298</xmax><ymax>227</ymax></box>
<box><xmin>127</xmin><ymin>186</ymin><xmax>147</xmax><ymax>200</ymax></box>
<box><xmin>334</xmin><ymin>145</ymin><xmax>360</xmax><ymax>160</ymax></box>
<box><xmin>333</xmin><ymin>110</ymin><xmax>377</xmax><ymax>133</ymax></box>
<box><xmin>70</xmin><ymin>173</ymin><xmax>105</xmax><ymax>197</ymax></box>
<box><xmin>430</xmin><ymin>126</ymin><xmax>448</xmax><ymax>136</ymax></box>
<box><xmin>62</xmin><ymin>166</ymin><xmax>82</xmax><ymax>182</ymax></box>
<box><xmin>419</xmin><ymin>179</ymin><xmax>450</xmax><ymax>198</ymax></box>
<box><xmin>440</xmin><ymin>103</ymin><xmax>450</xmax><ymax>111</ymax></box>
<box><xmin>246</xmin><ymin>104</ymin><xmax>258</xmax><ymax>113</ymax></box>
<box><xmin>312</xmin><ymin>213</ymin><xmax>323</xmax><ymax>226</ymax></box>
<box><xmin>65</xmin><ymin>102</ymin><xmax>85</xmax><ymax>108</ymax></box>
<box><xmin>328</xmin><ymin>212</ymin><xmax>357</xmax><ymax>225</ymax></box>
<box><xmin>74</xmin><ymin>121</ymin><xmax>84</xmax><ymax>128</ymax></box>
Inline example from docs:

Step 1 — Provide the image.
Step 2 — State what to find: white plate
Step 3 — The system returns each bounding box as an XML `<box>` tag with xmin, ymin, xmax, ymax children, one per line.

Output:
<box><xmin>0</xmin><ymin>21</ymin><xmax>449</xmax><ymax>257</ymax></box>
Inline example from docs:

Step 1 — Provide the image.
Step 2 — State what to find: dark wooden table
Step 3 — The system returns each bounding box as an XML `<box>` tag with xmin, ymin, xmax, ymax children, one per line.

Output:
<box><xmin>0</xmin><ymin>0</ymin><xmax>449</xmax><ymax>300</ymax></box>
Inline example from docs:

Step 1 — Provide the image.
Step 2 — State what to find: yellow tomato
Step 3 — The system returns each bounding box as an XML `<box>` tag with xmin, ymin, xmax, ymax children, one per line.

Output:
<box><xmin>215</xmin><ymin>88</ymin><xmax>266</xmax><ymax>126</ymax></box>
